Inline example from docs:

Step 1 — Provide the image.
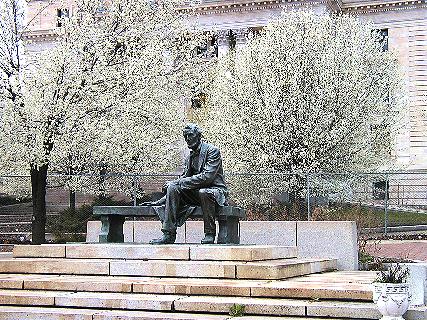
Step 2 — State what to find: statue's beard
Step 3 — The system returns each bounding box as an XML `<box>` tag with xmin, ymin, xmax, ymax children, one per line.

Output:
<box><xmin>187</xmin><ymin>140</ymin><xmax>200</xmax><ymax>150</ymax></box>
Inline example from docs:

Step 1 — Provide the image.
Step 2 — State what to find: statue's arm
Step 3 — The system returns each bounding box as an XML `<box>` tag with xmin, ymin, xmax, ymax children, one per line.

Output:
<box><xmin>179</xmin><ymin>147</ymin><xmax>221</xmax><ymax>189</ymax></box>
<box><xmin>140</xmin><ymin>195</ymin><xmax>166</xmax><ymax>206</ymax></box>
<box><xmin>181</xmin><ymin>156</ymin><xmax>190</xmax><ymax>178</ymax></box>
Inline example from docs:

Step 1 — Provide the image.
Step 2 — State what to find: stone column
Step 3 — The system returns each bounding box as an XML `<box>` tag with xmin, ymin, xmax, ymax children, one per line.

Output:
<box><xmin>234</xmin><ymin>27</ymin><xmax>249</xmax><ymax>50</ymax></box>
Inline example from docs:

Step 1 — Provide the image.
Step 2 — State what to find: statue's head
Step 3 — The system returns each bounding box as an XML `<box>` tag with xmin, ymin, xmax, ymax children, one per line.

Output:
<box><xmin>183</xmin><ymin>123</ymin><xmax>202</xmax><ymax>151</ymax></box>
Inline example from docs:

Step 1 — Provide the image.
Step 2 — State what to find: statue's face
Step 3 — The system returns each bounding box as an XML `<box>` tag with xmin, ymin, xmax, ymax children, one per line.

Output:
<box><xmin>183</xmin><ymin>129</ymin><xmax>201</xmax><ymax>150</ymax></box>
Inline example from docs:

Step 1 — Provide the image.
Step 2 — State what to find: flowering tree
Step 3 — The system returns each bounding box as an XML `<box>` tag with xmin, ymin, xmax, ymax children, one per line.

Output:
<box><xmin>0</xmin><ymin>0</ymin><xmax>204</xmax><ymax>243</ymax></box>
<box><xmin>201</xmin><ymin>11</ymin><xmax>405</xmax><ymax>206</ymax></box>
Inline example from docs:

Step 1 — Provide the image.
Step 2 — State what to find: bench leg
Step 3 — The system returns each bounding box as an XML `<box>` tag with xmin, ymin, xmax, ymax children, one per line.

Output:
<box><xmin>99</xmin><ymin>215</ymin><xmax>125</xmax><ymax>243</ymax></box>
<box><xmin>217</xmin><ymin>216</ymin><xmax>240</xmax><ymax>244</ymax></box>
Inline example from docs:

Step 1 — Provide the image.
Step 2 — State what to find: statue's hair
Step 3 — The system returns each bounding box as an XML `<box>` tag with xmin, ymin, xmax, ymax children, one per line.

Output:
<box><xmin>183</xmin><ymin>123</ymin><xmax>202</xmax><ymax>136</ymax></box>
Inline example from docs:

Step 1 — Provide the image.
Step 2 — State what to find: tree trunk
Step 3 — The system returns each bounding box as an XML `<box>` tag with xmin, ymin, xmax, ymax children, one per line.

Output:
<box><xmin>287</xmin><ymin>191</ymin><xmax>307</xmax><ymax>221</ymax></box>
<box><xmin>30</xmin><ymin>164</ymin><xmax>48</xmax><ymax>244</ymax></box>
<box><xmin>69</xmin><ymin>190</ymin><xmax>76</xmax><ymax>212</ymax></box>
<box><xmin>98</xmin><ymin>166</ymin><xmax>107</xmax><ymax>197</ymax></box>
<box><xmin>68</xmin><ymin>163</ymin><xmax>76</xmax><ymax>212</ymax></box>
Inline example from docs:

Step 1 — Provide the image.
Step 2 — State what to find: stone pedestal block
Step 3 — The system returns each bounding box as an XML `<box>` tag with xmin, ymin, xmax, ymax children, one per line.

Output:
<box><xmin>239</xmin><ymin>221</ymin><xmax>296</xmax><ymax>246</ymax></box>
<box><xmin>133</xmin><ymin>222</ymin><xmax>186</xmax><ymax>244</ymax></box>
<box><xmin>86</xmin><ymin>221</ymin><xmax>134</xmax><ymax>243</ymax></box>
<box><xmin>184</xmin><ymin>221</ymin><xmax>206</xmax><ymax>244</ymax></box>
<box><xmin>297</xmin><ymin>221</ymin><xmax>358</xmax><ymax>271</ymax></box>
<box><xmin>85</xmin><ymin>220</ymin><xmax>358</xmax><ymax>271</ymax></box>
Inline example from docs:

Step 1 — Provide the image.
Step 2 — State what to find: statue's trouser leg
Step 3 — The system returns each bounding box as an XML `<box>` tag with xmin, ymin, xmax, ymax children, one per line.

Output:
<box><xmin>162</xmin><ymin>184</ymin><xmax>217</xmax><ymax>234</ymax></box>
<box><xmin>163</xmin><ymin>183</ymin><xmax>200</xmax><ymax>232</ymax></box>
<box><xmin>198</xmin><ymin>189</ymin><xmax>216</xmax><ymax>235</ymax></box>
<box><xmin>163</xmin><ymin>182</ymin><xmax>181</xmax><ymax>233</ymax></box>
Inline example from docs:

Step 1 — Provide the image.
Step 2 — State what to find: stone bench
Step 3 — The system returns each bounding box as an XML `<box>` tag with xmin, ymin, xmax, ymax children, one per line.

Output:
<box><xmin>92</xmin><ymin>205</ymin><xmax>246</xmax><ymax>244</ymax></box>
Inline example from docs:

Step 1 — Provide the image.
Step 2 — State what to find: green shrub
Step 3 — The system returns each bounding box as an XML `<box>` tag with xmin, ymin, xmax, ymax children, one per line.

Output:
<box><xmin>375</xmin><ymin>263</ymin><xmax>409</xmax><ymax>283</ymax></box>
<box><xmin>0</xmin><ymin>195</ymin><xmax>31</xmax><ymax>206</ymax></box>
<box><xmin>229</xmin><ymin>304</ymin><xmax>245</xmax><ymax>317</ymax></box>
<box><xmin>48</xmin><ymin>205</ymin><xmax>93</xmax><ymax>243</ymax></box>
<box><xmin>91</xmin><ymin>195</ymin><xmax>131</xmax><ymax>207</ymax></box>
<box><xmin>246</xmin><ymin>202</ymin><xmax>305</xmax><ymax>221</ymax></box>
<box><xmin>48</xmin><ymin>195</ymin><xmax>131</xmax><ymax>243</ymax></box>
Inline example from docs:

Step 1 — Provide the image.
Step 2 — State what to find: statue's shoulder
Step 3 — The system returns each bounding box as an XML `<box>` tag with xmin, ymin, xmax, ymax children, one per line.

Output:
<box><xmin>203</xmin><ymin>142</ymin><xmax>220</xmax><ymax>152</ymax></box>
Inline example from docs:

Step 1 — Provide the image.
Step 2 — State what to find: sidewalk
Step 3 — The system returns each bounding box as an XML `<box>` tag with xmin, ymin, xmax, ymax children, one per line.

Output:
<box><xmin>365</xmin><ymin>240</ymin><xmax>427</xmax><ymax>262</ymax></box>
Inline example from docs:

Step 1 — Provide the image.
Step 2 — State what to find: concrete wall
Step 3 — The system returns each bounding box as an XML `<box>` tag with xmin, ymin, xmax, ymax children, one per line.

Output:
<box><xmin>405</xmin><ymin>262</ymin><xmax>427</xmax><ymax>306</ymax></box>
<box><xmin>86</xmin><ymin>220</ymin><xmax>358</xmax><ymax>271</ymax></box>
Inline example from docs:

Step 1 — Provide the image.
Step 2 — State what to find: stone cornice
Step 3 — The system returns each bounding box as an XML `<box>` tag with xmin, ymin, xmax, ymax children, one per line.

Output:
<box><xmin>179</xmin><ymin>0</ymin><xmax>427</xmax><ymax>14</ymax></box>
<box><xmin>179</xmin><ymin>0</ymin><xmax>326</xmax><ymax>15</ymax></box>
<box><xmin>342</xmin><ymin>0</ymin><xmax>427</xmax><ymax>13</ymax></box>
<box><xmin>22</xmin><ymin>29</ymin><xmax>58</xmax><ymax>42</ymax></box>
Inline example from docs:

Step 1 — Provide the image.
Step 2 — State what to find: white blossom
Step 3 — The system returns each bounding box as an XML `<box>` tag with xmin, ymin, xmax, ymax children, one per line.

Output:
<box><xmin>199</xmin><ymin>11</ymin><xmax>406</xmax><ymax>205</ymax></box>
<box><xmin>0</xmin><ymin>0</ymin><xmax>206</xmax><ymax>197</ymax></box>
<box><xmin>0</xmin><ymin>0</ymin><xmax>207</xmax><ymax>242</ymax></box>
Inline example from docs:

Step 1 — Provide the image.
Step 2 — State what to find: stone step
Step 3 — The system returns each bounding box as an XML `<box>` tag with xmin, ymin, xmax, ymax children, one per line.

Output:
<box><xmin>173</xmin><ymin>295</ymin><xmax>378</xmax><ymax>318</ymax></box>
<box><xmin>0</xmin><ymin>204</ymin><xmax>32</xmax><ymax>215</ymax></box>
<box><xmin>13</xmin><ymin>244</ymin><xmax>298</xmax><ymax>261</ymax></box>
<box><xmin>0</xmin><ymin>271</ymin><xmax>375</xmax><ymax>301</ymax></box>
<box><xmin>0</xmin><ymin>221</ymin><xmax>31</xmax><ymax>226</ymax></box>
<box><xmin>0</xmin><ymin>215</ymin><xmax>32</xmax><ymax>222</ymax></box>
<box><xmin>0</xmin><ymin>306</ymin><xmax>355</xmax><ymax>320</ymax></box>
<box><xmin>0</xmin><ymin>213</ymin><xmax>58</xmax><ymax>219</ymax></box>
<box><xmin>0</xmin><ymin>306</ymin><xmax>93</xmax><ymax>320</ymax></box>
<box><xmin>0</xmin><ymin>289</ymin><xmax>180</xmax><ymax>311</ymax></box>
<box><xmin>0</xmin><ymin>257</ymin><xmax>336</xmax><ymax>279</ymax></box>
<box><xmin>0</xmin><ymin>233</ymin><xmax>31</xmax><ymax>243</ymax></box>
<box><xmin>0</xmin><ymin>289</ymin><xmax>424</xmax><ymax>319</ymax></box>
<box><xmin>110</xmin><ymin>258</ymin><xmax>336</xmax><ymax>279</ymax></box>
<box><xmin>0</xmin><ymin>258</ymin><xmax>110</xmax><ymax>275</ymax></box>
<box><xmin>173</xmin><ymin>296</ymin><xmax>426</xmax><ymax>319</ymax></box>
<box><xmin>0</xmin><ymin>223</ymin><xmax>32</xmax><ymax>233</ymax></box>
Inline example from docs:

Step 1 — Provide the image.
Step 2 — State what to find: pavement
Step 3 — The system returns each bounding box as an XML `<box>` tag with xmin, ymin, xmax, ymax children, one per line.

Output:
<box><xmin>365</xmin><ymin>240</ymin><xmax>427</xmax><ymax>262</ymax></box>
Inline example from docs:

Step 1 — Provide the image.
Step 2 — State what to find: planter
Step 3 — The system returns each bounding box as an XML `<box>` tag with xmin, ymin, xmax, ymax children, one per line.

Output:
<box><xmin>373</xmin><ymin>283</ymin><xmax>410</xmax><ymax>320</ymax></box>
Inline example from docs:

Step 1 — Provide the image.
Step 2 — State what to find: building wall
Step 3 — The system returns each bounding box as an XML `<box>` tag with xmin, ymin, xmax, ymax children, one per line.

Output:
<box><xmin>23</xmin><ymin>0</ymin><xmax>427</xmax><ymax>169</ymax></box>
<box><xmin>26</xmin><ymin>0</ymin><xmax>74</xmax><ymax>31</ymax></box>
<box><xmin>353</xmin><ymin>6</ymin><xmax>427</xmax><ymax>169</ymax></box>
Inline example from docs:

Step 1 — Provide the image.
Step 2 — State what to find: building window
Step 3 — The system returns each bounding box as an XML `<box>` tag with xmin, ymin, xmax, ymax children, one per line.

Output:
<box><xmin>57</xmin><ymin>8</ymin><xmax>69</xmax><ymax>27</ymax></box>
<box><xmin>373</xmin><ymin>180</ymin><xmax>389</xmax><ymax>200</ymax></box>
<box><xmin>379</xmin><ymin>29</ymin><xmax>388</xmax><ymax>52</ymax></box>
<box><xmin>210</xmin><ymin>35</ymin><xmax>218</xmax><ymax>58</ymax></box>
<box><xmin>372</xmin><ymin>29</ymin><xmax>388</xmax><ymax>52</ymax></box>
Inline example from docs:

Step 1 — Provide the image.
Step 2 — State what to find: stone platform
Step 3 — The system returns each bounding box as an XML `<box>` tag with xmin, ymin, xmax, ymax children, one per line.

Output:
<box><xmin>0</xmin><ymin>243</ymin><xmax>425</xmax><ymax>319</ymax></box>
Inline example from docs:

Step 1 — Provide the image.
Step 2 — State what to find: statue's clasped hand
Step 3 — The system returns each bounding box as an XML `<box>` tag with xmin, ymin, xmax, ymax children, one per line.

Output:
<box><xmin>139</xmin><ymin>197</ymin><xmax>166</xmax><ymax>206</ymax></box>
<box><xmin>161</xmin><ymin>179</ymin><xmax>182</xmax><ymax>193</ymax></box>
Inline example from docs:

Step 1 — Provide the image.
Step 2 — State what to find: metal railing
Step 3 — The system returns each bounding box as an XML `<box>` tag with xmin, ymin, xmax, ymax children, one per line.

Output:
<box><xmin>0</xmin><ymin>171</ymin><xmax>426</xmax><ymax>239</ymax></box>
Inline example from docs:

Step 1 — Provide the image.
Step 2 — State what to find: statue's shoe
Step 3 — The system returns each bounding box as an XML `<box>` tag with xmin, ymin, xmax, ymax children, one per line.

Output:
<box><xmin>149</xmin><ymin>232</ymin><xmax>176</xmax><ymax>245</ymax></box>
<box><xmin>201</xmin><ymin>234</ymin><xmax>215</xmax><ymax>244</ymax></box>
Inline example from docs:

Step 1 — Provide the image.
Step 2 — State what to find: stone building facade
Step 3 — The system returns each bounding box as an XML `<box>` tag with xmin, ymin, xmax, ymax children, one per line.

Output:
<box><xmin>24</xmin><ymin>0</ymin><xmax>427</xmax><ymax>169</ymax></box>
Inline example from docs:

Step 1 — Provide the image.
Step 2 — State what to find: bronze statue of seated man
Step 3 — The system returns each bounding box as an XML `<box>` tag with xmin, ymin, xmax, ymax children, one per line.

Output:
<box><xmin>146</xmin><ymin>123</ymin><xmax>228</xmax><ymax>245</ymax></box>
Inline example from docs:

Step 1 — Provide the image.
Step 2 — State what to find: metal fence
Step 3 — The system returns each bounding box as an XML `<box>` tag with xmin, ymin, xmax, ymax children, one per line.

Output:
<box><xmin>0</xmin><ymin>171</ymin><xmax>427</xmax><ymax>242</ymax></box>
